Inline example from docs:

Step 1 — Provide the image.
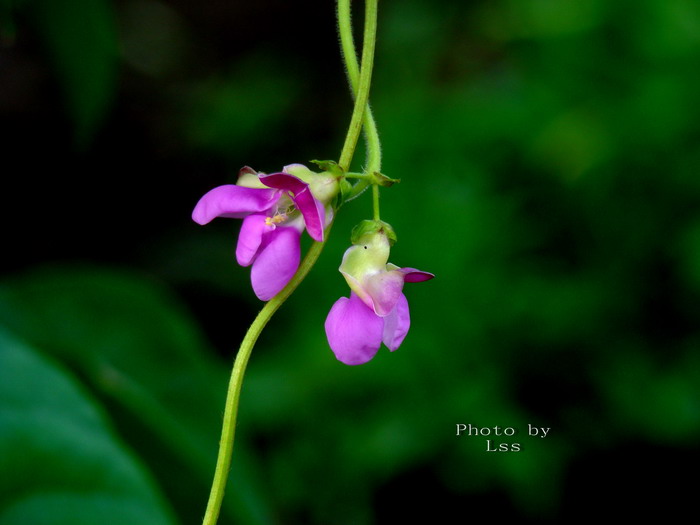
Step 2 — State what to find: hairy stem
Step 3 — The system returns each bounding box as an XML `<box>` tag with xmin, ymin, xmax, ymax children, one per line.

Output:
<box><xmin>338</xmin><ymin>0</ymin><xmax>380</xmax><ymax>173</ymax></box>
<box><xmin>201</xmin><ymin>234</ymin><xmax>331</xmax><ymax>525</ymax></box>
<box><xmin>337</xmin><ymin>0</ymin><xmax>382</xmax><ymax>173</ymax></box>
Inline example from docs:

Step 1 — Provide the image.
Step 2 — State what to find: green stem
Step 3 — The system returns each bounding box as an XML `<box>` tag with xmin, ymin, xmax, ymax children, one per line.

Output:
<box><xmin>201</xmin><ymin>233</ymin><xmax>331</xmax><ymax>525</ymax></box>
<box><xmin>338</xmin><ymin>0</ymin><xmax>381</xmax><ymax>173</ymax></box>
<box><xmin>338</xmin><ymin>0</ymin><xmax>380</xmax><ymax>172</ymax></box>
<box><xmin>372</xmin><ymin>185</ymin><xmax>380</xmax><ymax>221</ymax></box>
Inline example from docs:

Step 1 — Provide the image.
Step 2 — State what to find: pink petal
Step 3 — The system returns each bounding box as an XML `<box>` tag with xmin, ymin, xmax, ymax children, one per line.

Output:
<box><xmin>192</xmin><ymin>185</ymin><xmax>279</xmax><ymax>225</ymax></box>
<box><xmin>250</xmin><ymin>227</ymin><xmax>300</xmax><ymax>301</ymax></box>
<box><xmin>325</xmin><ymin>293</ymin><xmax>384</xmax><ymax>365</ymax></box>
<box><xmin>399</xmin><ymin>268</ymin><xmax>435</xmax><ymax>283</ymax></box>
<box><xmin>364</xmin><ymin>270</ymin><xmax>406</xmax><ymax>316</ymax></box>
<box><xmin>382</xmin><ymin>293</ymin><xmax>411</xmax><ymax>351</ymax></box>
<box><xmin>260</xmin><ymin>173</ymin><xmax>325</xmax><ymax>242</ymax></box>
<box><xmin>236</xmin><ymin>214</ymin><xmax>272</xmax><ymax>267</ymax></box>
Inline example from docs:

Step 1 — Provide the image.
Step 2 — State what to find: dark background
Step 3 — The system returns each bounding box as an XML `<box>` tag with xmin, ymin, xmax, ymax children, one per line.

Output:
<box><xmin>1</xmin><ymin>0</ymin><xmax>699</xmax><ymax>523</ymax></box>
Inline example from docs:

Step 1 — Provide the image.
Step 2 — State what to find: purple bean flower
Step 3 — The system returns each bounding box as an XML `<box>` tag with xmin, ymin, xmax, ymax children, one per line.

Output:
<box><xmin>325</xmin><ymin>231</ymin><xmax>433</xmax><ymax>365</ymax></box>
<box><xmin>192</xmin><ymin>164</ymin><xmax>337</xmax><ymax>301</ymax></box>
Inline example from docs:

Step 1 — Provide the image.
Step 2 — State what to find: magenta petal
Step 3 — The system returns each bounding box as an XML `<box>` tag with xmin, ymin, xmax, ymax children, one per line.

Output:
<box><xmin>325</xmin><ymin>293</ymin><xmax>384</xmax><ymax>365</ymax></box>
<box><xmin>299</xmin><ymin>197</ymin><xmax>326</xmax><ymax>242</ymax></box>
<box><xmin>382</xmin><ymin>293</ymin><xmax>411</xmax><ymax>351</ymax></box>
<box><xmin>192</xmin><ymin>185</ymin><xmax>279</xmax><ymax>225</ymax></box>
<box><xmin>260</xmin><ymin>173</ymin><xmax>325</xmax><ymax>242</ymax></box>
<box><xmin>399</xmin><ymin>268</ymin><xmax>435</xmax><ymax>283</ymax></box>
<box><xmin>250</xmin><ymin>227</ymin><xmax>300</xmax><ymax>301</ymax></box>
<box><xmin>236</xmin><ymin>214</ymin><xmax>272</xmax><ymax>267</ymax></box>
<box><xmin>259</xmin><ymin>172</ymin><xmax>307</xmax><ymax>193</ymax></box>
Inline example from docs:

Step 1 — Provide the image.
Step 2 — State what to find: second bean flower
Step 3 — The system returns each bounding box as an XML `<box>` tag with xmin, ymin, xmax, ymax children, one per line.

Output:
<box><xmin>325</xmin><ymin>229</ymin><xmax>434</xmax><ymax>365</ymax></box>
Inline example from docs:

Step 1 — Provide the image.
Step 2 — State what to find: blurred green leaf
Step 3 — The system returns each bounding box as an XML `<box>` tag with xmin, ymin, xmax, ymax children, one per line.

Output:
<box><xmin>0</xmin><ymin>267</ymin><xmax>274</xmax><ymax>525</ymax></box>
<box><xmin>27</xmin><ymin>0</ymin><xmax>118</xmax><ymax>146</ymax></box>
<box><xmin>0</xmin><ymin>327</ymin><xmax>178</xmax><ymax>525</ymax></box>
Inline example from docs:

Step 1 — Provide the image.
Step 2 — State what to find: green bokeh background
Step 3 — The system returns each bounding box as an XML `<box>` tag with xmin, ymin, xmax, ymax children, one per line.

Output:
<box><xmin>1</xmin><ymin>0</ymin><xmax>699</xmax><ymax>523</ymax></box>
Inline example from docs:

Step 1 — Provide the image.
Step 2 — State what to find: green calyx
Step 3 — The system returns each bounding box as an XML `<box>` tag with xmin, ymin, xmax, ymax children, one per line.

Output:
<box><xmin>311</xmin><ymin>159</ymin><xmax>344</xmax><ymax>177</ymax></box>
<box><xmin>311</xmin><ymin>161</ymin><xmax>354</xmax><ymax>207</ymax></box>
<box><xmin>351</xmin><ymin>219</ymin><xmax>397</xmax><ymax>246</ymax></box>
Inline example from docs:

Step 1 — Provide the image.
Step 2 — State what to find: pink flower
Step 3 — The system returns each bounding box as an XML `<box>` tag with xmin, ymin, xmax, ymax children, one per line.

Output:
<box><xmin>325</xmin><ymin>231</ymin><xmax>433</xmax><ymax>365</ymax></box>
<box><xmin>192</xmin><ymin>165</ymin><xmax>336</xmax><ymax>301</ymax></box>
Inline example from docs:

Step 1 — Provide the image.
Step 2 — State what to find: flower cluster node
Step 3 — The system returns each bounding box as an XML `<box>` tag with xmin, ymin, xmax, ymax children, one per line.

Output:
<box><xmin>192</xmin><ymin>162</ymin><xmax>433</xmax><ymax>366</ymax></box>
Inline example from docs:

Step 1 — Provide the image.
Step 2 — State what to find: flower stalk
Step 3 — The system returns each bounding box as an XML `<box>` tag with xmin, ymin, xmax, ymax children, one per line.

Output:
<box><xmin>373</xmin><ymin>185</ymin><xmax>381</xmax><ymax>221</ymax></box>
